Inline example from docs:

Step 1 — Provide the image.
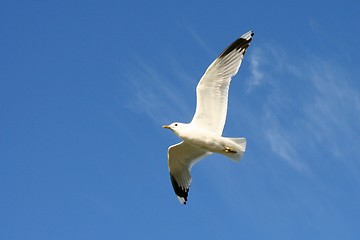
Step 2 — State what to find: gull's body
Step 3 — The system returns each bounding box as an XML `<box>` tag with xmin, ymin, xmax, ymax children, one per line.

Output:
<box><xmin>163</xmin><ymin>31</ymin><xmax>254</xmax><ymax>204</ymax></box>
<box><xmin>168</xmin><ymin>123</ymin><xmax>245</xmax><ymax>160</ymax></box>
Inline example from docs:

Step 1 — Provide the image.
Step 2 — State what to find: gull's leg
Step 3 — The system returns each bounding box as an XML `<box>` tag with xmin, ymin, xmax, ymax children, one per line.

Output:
<box><xmin>223</xmin><ymin>146</ymin><xmax>237</xmax><ymax>153</ymax></box>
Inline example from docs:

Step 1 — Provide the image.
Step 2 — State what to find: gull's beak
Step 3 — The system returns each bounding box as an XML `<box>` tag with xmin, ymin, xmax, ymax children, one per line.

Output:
<box><xmin>162</xmin><ymin>125</ymin><xmax>171</xmax><ymax>129</ymax></box>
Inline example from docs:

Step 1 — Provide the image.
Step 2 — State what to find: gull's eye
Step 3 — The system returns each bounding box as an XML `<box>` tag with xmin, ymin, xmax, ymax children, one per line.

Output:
<box><xmin>175</xmin><ymin>123</ymin><xmax>178</xmax><ymax>127</ymax></box>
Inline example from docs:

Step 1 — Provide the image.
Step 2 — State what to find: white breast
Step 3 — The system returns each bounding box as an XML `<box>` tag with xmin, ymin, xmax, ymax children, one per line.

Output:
<box><xmin>180</xmin><ymin>126</ymin><xmax>224</xmax><ymax>152</ymax></box>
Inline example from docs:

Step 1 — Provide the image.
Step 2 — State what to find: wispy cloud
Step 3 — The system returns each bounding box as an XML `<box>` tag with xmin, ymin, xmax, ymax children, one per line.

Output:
<box><xmin>122</xmin><ymin>56</ymin><xmax>194</xmax><ymax>126</ymax></box>
<box><xmin>187</xmin><ymin>28</ymin><xmax>216</xmax><ymax>57</ymax></box>
<box><xmin>302</xmin><ymin>59</ymin><xmax>360</xmax><ymax>162</ymax></box>
<box><xmin>245</xmin><ymin>43</ymin><xmax>293</xmax><ymax>92</ymax></box>
<box><xmin>248</xmin><ymin>43</ymin><xmax>360</xmax><ymax>173</ymax></box>
<box><xmin>264</xmin><ymin>105</ymin><xmax>311</xmax><ymax>173</ymax></box>
<box><xmin>246</xmin><ymin>48</ymin><xmax>265</xmax><ymax>92</ymax></box>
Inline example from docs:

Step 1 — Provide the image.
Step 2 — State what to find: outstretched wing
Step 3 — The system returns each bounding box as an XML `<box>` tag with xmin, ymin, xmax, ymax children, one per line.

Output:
<box><xmin>191</xmin><ymin>31</ymin><xmax>254</xmax><ymax>135</ymax></box>
<box><xmin>168</xmin><ymin>141</ymin><xmax>210</xmax><ymax>205</ymax></box>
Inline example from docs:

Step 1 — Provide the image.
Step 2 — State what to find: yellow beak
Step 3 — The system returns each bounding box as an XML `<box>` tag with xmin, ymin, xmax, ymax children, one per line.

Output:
<box><xmin>162</xmin><ymin>125</ymin><xmax>171</xmax><ymax>129</ymax></box>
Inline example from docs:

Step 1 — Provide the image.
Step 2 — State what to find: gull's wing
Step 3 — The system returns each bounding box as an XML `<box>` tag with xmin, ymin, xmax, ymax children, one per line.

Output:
<box><xmin>191</xmin><ymin>31</ymin><xmax>254</xmax><ymax>134</ymax></box>
<box><xmin>168</xmin><ymin>141</ymin><xmax>210</xmax><ymax>205</ymax></box>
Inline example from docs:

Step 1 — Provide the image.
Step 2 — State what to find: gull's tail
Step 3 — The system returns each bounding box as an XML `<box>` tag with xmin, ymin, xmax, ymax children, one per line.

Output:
<box><xmin>223</xmin><ymin>137</ymin><xmax>246</xmax><ymax>162</ymax></box>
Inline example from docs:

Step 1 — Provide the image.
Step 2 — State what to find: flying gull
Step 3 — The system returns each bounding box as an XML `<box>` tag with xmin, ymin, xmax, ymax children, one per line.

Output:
<box><xmin>163</xmin><ymin>30</ymin><xmax>254</xmax><ymax>205</ymax></box>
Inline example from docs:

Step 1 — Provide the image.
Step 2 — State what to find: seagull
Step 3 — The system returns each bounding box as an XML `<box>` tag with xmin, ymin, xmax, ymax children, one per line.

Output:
<box><xmin>163</xmin><ymin>30</ymin><xmax>254</xmax><ymax>205</ymax></box>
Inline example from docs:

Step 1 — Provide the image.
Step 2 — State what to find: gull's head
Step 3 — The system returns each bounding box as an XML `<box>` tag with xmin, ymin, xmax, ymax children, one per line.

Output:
<box><xmin>162</xmin><ymin>122</ymin><xmax>186</xmax><ymax>135</ymax></box>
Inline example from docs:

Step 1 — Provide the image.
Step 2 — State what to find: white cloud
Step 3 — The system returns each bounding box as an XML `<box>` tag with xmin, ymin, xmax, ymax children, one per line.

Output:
<box><xmin>249</xmin><ymin>43</ymin><xmax>360</xmax><ymax>173</ymax></box>
<box><xmin>122</xmin><ymin>57</ymin><xmax>194</xmax><ymax>126</ymax></box>
<box><xmin>246</xmin><ymin>48</ymin><xmax>265</xmax><ymax>92</ymax></box>
<box><xmin>302</xmin><ymin>59</ymin><xmax>360</xmax><ymax>164</ymax></box>
<box><xmin>264</xmin><ymin>105</ymin><xmax>311</xmax><ymax>173</ymax></box>
<box><xmin>188</xmin><ymin>29</ymin><xmax>216</xmax><ymax>57</ymax></box>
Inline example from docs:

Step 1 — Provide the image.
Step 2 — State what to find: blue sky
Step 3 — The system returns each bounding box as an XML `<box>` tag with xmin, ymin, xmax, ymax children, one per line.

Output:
<box><xmin>1</xmin><ymin>0</ymin><xmax>360</xmax><ymax>239</ymax></box>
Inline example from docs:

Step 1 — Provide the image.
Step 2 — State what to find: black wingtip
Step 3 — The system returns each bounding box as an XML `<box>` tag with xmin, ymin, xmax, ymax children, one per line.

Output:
<box><xmin>219</xmin><ymin>30</ymin><xmax>254</xmax><ymax>59</ymax></box>
<box><xmin>170</xmin><ymin>174</ymin><xmax>189</xmax><ymax>205</ymax></box>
